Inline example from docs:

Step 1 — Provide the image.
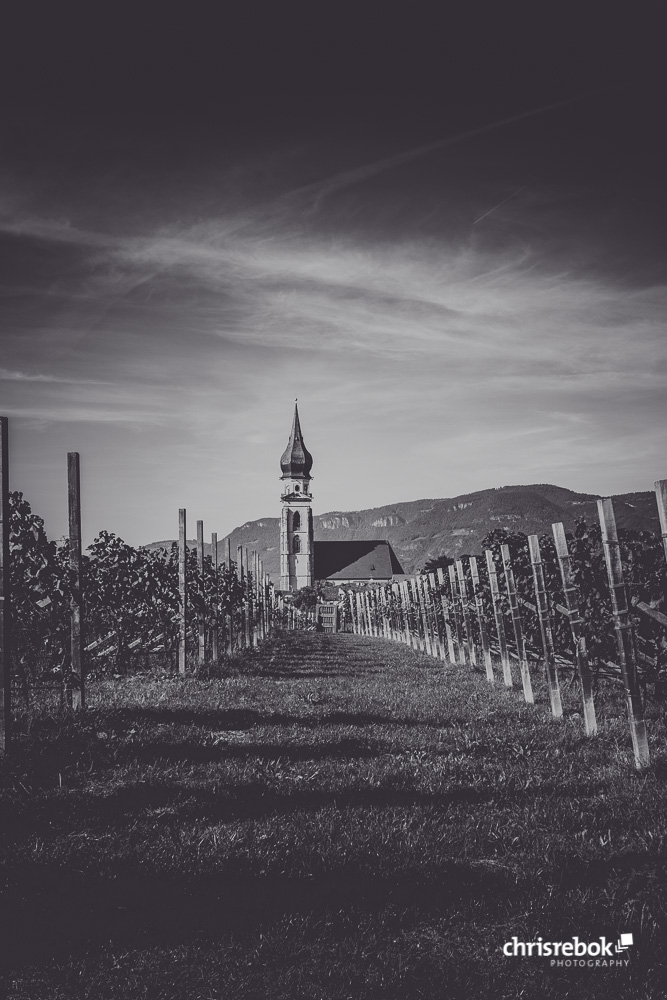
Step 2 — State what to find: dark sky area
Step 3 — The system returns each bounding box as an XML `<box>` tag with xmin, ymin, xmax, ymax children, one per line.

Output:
<box><xmin>1</xmin><ymin>4</ymin><xmax>666</xmax><ymax>544</ymax></box>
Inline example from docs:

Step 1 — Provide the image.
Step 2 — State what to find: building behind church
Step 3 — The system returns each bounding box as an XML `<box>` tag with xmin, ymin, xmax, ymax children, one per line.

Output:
<box><xmin>279</xmin><ymin>404</ymin><xmax>404</xmax><ymax>592</ymax></box>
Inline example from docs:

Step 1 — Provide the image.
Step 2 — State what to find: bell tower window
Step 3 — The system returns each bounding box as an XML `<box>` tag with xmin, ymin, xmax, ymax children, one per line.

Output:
<box><xmin>292</xmin><ymin>511</ymin><xmax>301</xmax><ymax>530</ymax></box>
<box><xmin>293</xmin><ymin>535</ymin><xmax>301</xmax><ymax>553</ymax></box>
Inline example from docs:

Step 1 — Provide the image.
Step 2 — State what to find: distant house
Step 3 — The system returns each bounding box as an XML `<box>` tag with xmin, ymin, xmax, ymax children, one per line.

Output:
<box><xmin>313</xmin><ymin>540</ymin><xmax>403</xmax><ymax>584</ymax></box>
<box><xmin>278</xmin><ymin>404</ymin><xmax>404</xmax><ymax>591</ymax></box>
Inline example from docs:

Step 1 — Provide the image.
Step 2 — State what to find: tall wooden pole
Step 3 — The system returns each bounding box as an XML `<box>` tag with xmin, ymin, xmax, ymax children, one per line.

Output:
<box><xmin>259</xmin><ymin>559</ymin><xmax>266</xmax><ymax>639</ymax></box>
<box><xmin>455</xmin><ymin>560</ymin><xmax>475</xmax><ymax>666</ymax></box>
<box><xmin>415</xmin><ymin>577</ymin><xmax>432</xmax><ymax>654</ymax></box>
<box><xmin>655</xmin><ymin>480</ymin><xmax>667</xmax><ymax>566</ymax></box>
<box><xmin>501</xmin><ymin>544</ymin><xmax>534</xmax><ymax>704</ymax></box>
<box><xmin>253</xmin><ymin>550</ymin><xmax>259</xmax><ymax>646</ymax></box>
<box><xmin>470</xmin><ymin>557</ymin><xmax>493</xmax><ymax>682</ymax></box>
<box><xmin>0</xmin><ymin>418</ymin><xmax>10</xmax><ymax>752</ymax></box>
<box><xmin>409</xmin><ymin>578</ymin><xmax>424</xmax><ymax>652</ymax></box>
<box><xmin>196</xmin><ymin>520</ymin><xmax>205</xmax><ymax>668</ymax></box>
<box><xmin>448</xmin><ymin>565</ymin><xmax>465</xmax><ymax>664</ymax></box>
<box><xmin>178</xmin><ymin>509</ymin><xmax>187</xmax><ymax>674</ymax></box>
<box><xmin>552</xmin><ymin>522</ymin><xmax>597</xmax><ymax>735</ymax></box>
<box><xmin>237</xmin><ymin>545</ymin><xmax>245</xmax><ymax>648</ymax></box>
<box><xmin>226</xmin><ymin>536</ymin><xmax>233</xmax><ymax>654</ymax></box>
<box><xmin>427</xmin><ymin>573</ymin><xmax>445</xmax><ymax>659</ymax></box>
<box><xmin>399</xmin><ymin>581</ymin><xmax>412</xmax><ymax>646</ymax></box>
<box><xmin>437</xmin><ymin>568</ymin><xmax>456</xmax><ymax>662</ymax></box>
<box><xmin>211</xmin><ymin>532</ymin><xmax>218</xmax><ymax>662</ymax></box>
<box><xmin>485</xmin><ymin>550</ymin><xmax>512</xmax><ymax>686</ymax></box>
<box><xmin>528</xmin><ymin>534</ymin><xmax>562</xmax><ymax>719</ymax></box>
<box><xmin>244</xmin><ymin>546</ymin><xmax>252</xmax><ymax>647</ymax></box>
<box><xmin>598</xmin><ymin>498</ymin><xmax>649</xmax><ymax>768</ymax></box>
<box><xmin>67</xmin><ymin>452</ymin><xmax>84</xmax><ymax>710</ymax></box>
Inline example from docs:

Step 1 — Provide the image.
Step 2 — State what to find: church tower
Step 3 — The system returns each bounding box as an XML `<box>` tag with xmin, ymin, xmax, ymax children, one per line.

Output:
<box><xmin>279</xmin><ymin>402</ymin><xmax>314</xmax><ymax>591</ymax></box>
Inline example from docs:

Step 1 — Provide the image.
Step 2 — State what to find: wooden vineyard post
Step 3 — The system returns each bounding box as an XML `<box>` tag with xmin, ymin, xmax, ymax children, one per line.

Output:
<box><xmin>67</xmin><ymin>453</ymin><xmax>84</xmax><ymax>710</ymax></box>
<box><xmin>416</xmin><ymin>577</ymin><xmax>433</xmax><ymax>655</ymax></box>
<box><xmin>455</xmin><ymin>560</ymin><xmax>475</xmax><ymax>666</ymax></box>
<box><xmin>236</xmin><ymin>545</ymin><xmax>245</xmax><ymax>648</ymax></box>
<box><xmin>386</xmin><ymin>585</ymin><xmax>394</xmax><ymax>640</ymax></box>
<box><xmin>260</xmin><ymin>565</ymin><xmax>267</xmax><ymax>638</ymax></box>
<box><xmin>266</xmin><ymin>572</ymin><xmax>272</xmax><ymax>637</ymax></box>
<box><xmin>470</xmin><ymin>557</ymin><xmax>493</xmax><ymax>683</ymax></box>
<box><xmin>501</xmin><ymin>544</ymin><xmax>534</xmax><ymax>704</ymax></box>
<box><xmin>0</xmin><ymin>418</ymin><xmax>10</xmax><ymax>752</ymax></box>
<box><xmin>528</xmin><ymin>535</ymin><xmax>562</xmax><ymax>719</ymax></box>
<box><xmin>369</xmin><ymin>588</ymin><xmax>379</xmax><ymax>638</ymax></box>
<box><xmin>197</xmin><ymin>520</ymin><xmax>206</xmax><ymax>668</ymax></box>
<box><xmin>656</xmin><ymin>480</ymin><xmax>667</xmax><ymax>565</ymax></box>
<box><xmin>409</xmin><ymin>579</ymin><xmax>424</xmax><ymax>652</ymax></box>
<box><xmin>399</xmin><ymin>581</ymin><xmax>412</xmax><ymax>646</ymax></box>
<box><xmin>226</xmin><ymin>538</ymin><xmax>234</xmax><ymax>654</ymax></box>
<box><xmin>405</xmin><ymin>581</ymin><xmax>415</xmax><ymax>647</ymax></box>
<box><xmin>356</xmin><ymin>592</ymin><xmax>364</xmax><ymax>635</ymax></box>
<box><xmin>365</xmin><ymin>591</ymin><xmax>373</xmax><ymax>636</ymax></box>
<box><xmin>375</xmin><ymin>587</ymin><xmax>383</xmax><ymax>638</ymax></box>
<box><xmin>244</xmin><ymin>547</ymin><xmax>252</xmax><ymax>647</ymax></box>
<box><xmin>428</xmin><ymin>572</ymin><xmax>445</xmax><ymax>660</ymax></box>
<box><xmin>437</xmin><ymin>568</ymin><xmax>457</xmax><ymax>663</ymax></box>
<box><xmin>211</xmin><ymin>532</ymin><xmax>219</xmax><ymax>662</ymax></box>
<box><xmin>424</xmin><ymin>575</ymin><xmax>441</xmax><ymax>658</ymax></box>
<box><xmin>421</xmin><ymin>576</ymin><xmax>436</xmax><ymax>656</ymax></box>
<box><xmin>255</xmin><ymin>552</ymin><xmax>261</xmax><ymax>644</ymax></box>
<box><xmin>448</xmin><ymin>565</ymin><xmax>465</xmax><ymax>664</ymax></box>
<box><xmin>178</xmin><ymin>508</ymin><xmax>187</xmax><ymax>674</ymax></box>
<box><xmin>258</xmin><ymin>558</ymin><xmax>265</xmax><ymax>640</ymax></box>
<box><xmin>249</xmin><ymin>550</ymin><xmax>257</xmax><ymax>647</ymax></box>
<box><xmin>384</xmin><ymin>585</ymin><xmax>393</xmax><ymax>640</ymax></box>
<box><xmin>485</xmin><ymin>550</ymin><xmax>512</xmax><ymax>687</ymax></box>
<box><xmin>390</xmin><ymin>583</ymin><xmax>400</xmax><ymax>642</ymax></box>
<box><xmin>379</xmin><ymin>586</ymin><xmax>389</xmax><ymax>639</ymax></box>
<box><xmin>374</xmin><ymin>586</ymin><xmax>386</xmax><ymax>637</ymax></box>
<box><xmin>597</xmin><ymin>498</ymin><xmax>649</xmax><ymax>769</ymax></box>
<box><xmin>347</xmin><ymin>592</ymin><xmax>355</xmax><ymax>634</ymax></box>
<box><xmin>552</xmin><ymin>522</ymin><xmax>597</xmax><ymax>735</ymax></box>
<box><xmin>259</xmin><ymin>555</ymin><xmax>265</xmax><ymax>641</ymax></box>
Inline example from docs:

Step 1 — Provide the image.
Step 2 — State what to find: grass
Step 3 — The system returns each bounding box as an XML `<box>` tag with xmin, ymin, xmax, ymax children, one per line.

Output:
<box><xmin>2</xmin><ymin>631</ymin><xmax>667</xmax><ymax>999</ymax></box>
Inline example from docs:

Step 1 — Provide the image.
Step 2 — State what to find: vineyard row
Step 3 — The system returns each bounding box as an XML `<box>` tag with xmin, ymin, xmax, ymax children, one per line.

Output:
<box><xmin>334</xmin><ymin>487</ymin><xmax>667</xmax><ymax>771</ymax></box>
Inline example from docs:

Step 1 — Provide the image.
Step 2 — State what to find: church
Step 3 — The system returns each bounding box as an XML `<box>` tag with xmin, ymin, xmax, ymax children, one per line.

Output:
<box><xmin>279</xmin><ymin>403</ymin><xmax>404</xmax><ymax>592</ymax></box>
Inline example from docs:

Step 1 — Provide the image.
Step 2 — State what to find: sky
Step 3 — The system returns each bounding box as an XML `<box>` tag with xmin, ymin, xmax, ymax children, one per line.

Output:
<box><xmin>1</xmin><ymin>5</ymin><xmax>666</xmax><ymax>546</ymax></box>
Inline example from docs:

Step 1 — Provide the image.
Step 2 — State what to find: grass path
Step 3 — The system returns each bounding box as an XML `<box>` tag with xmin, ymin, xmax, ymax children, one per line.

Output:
<box><xmin>2</xmin><ymin>632</ymin><xmax>667</xmax><ymax>999</ymax></box>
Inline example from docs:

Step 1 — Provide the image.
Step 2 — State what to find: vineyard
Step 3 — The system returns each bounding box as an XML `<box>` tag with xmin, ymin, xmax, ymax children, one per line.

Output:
<box><xmin>5</xmin><ymin>490</ymin><xmax>280</xmax><ymax>711</ymax></box>
<box><xmin>341</xmin><ymin>491</ymin><xmax>667</xmax><ymax>770</ymax></box>
<box><xmin>2</xmin><ymin>410</ymin><xmax>667</xmax><ymax>773</ymax></box>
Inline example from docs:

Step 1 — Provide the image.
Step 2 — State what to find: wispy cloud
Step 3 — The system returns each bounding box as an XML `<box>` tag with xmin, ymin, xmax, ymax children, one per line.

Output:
<box><xmin>0</xmin><ymin>367</ymin><xmax>112</xmax><ymax>384</ymax></box>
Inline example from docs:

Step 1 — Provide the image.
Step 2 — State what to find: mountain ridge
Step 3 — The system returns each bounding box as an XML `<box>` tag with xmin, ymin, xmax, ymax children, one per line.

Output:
<box><xmin>144</xmin><ymin>483</ymin><xmax>660</xmax><ymax>581</ymax></box>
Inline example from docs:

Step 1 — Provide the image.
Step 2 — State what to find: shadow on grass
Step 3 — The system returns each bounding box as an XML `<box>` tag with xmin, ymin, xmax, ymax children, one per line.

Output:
<box><xmin>4</xmin><ymin>777</ymin><xmax>614</xmax><ymax>837</ymax></box>
<box><xmin>0</xmin><ymin>861</ymin><xmax>534</xmax><ymax>970</ymax></box>
<box><xmin>3</xmin><ymin>851</ymin><xmax>665</xmax><ymax>972</ymax></box>
<box><xmin>17</xmin><ymin>707</ymin><xmax>468</xmax><ymax>737</ymax></box>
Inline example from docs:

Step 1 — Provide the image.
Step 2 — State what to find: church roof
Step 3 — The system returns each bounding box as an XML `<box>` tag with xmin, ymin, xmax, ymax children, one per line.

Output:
<box><xmin>313</xmin><ymin>540</ymin><xmax>404</xmax><ymax>581</ymax></box>
<box><xmin>280</xmin><ymin>402</ymin><xmax>313</xmax><ymax>479</ymax></box>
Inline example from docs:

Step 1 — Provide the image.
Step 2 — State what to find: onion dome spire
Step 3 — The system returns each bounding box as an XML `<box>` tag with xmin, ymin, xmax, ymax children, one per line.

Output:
<box><xmin>280</xmin><ymin>401</ymin><xmax>313</xmax><ymax>478</ymax></box>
